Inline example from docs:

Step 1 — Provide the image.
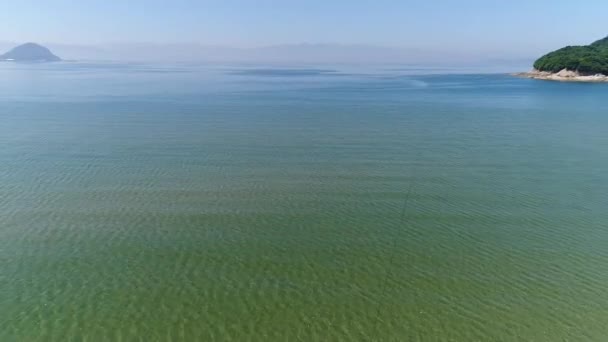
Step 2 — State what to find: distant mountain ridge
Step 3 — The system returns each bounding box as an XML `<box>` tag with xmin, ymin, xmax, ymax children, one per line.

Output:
<box><xmin>0</xmin><ymin>43</ymin><xmax>61</xmax><ymax>62</ymax></box>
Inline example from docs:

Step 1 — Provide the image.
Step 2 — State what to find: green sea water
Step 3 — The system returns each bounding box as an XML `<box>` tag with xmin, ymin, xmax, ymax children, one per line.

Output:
<box><xmin>1</xmin><ymin>63</ymin><xmax>608</xmax><ymax>341</ymax></box>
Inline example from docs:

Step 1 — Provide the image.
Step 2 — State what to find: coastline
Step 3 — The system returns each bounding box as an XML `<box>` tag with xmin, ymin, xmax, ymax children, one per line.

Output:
<box><xmin>513</xmin><ymin>69</ymin><xmax>608</xmax><ymax>83</ymax></box>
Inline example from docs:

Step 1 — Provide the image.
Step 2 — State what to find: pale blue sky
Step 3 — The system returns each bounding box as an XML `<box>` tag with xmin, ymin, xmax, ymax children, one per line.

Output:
<box><xmin>2</xmin><ymin>0</ymin><xmax>607</xmax><ymax>60</ymax></box>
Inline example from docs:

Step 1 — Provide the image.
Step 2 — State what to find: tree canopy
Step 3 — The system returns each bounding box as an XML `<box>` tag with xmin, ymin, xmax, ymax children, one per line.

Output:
<box><xmin>534</xmin><ymin>36</ymin><xmax>608</xmax><ymax>75</ymax></box>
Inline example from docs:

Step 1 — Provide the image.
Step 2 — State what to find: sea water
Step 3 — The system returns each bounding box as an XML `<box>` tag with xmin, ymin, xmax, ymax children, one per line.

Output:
<box><xmin>1</xmin><ymin>62</ymin><xmax>608</xmax><ymax>341</ymax></box>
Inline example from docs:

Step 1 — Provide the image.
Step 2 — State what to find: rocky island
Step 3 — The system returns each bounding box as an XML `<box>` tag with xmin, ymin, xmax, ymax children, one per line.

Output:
<box><xmin>0</xmin><ymin>43</ymin><xmax>61</xmax><ymax>62</ymax></box>
<box><xmin>515</xmin><ymin>36</ymin><xmax>608</xmax><ymax>82</ymax></box>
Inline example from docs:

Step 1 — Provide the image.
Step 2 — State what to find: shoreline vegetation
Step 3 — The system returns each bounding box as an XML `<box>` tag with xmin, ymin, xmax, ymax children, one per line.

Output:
<box><xmin>516</xmin><ymin>35</ymin><xmax>608</xmax><ymax>82</ymax></box>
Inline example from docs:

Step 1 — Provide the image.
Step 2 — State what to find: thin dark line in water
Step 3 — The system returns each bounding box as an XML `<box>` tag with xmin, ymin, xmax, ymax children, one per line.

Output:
<box><xmin>371</xmin><ymin>172</ymin><xmax>416</xmax><ymax>338</ymax></box>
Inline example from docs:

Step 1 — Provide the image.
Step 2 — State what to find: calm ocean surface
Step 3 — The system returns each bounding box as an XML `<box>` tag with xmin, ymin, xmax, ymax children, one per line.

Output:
<box><xmin>1</xmin><ymin>62</ymin><xmax>608</xmax><ymax>341</ymax></box>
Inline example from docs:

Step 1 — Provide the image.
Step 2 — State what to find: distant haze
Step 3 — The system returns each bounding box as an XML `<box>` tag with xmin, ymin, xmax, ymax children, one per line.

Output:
<box><xmin>0</xmin><ymin>41</ymin><xmax>533</xmax><ymax>69</ymax></box>
<box><xmin>2</xmin><ymin>0</ymin><xmax>607</xmax><ymax>65</ymax></box>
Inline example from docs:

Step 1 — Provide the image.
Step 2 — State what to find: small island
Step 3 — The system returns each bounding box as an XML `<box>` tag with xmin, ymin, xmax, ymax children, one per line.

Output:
<box><xmin>0</xmin><ymin>43</ymin><xmax>61</xmax><ymax>62</ymax></box>
<box><xmin>515</xmin><ymin>36</ymin><xmax>608</xmax><ymax>82</ymax></box>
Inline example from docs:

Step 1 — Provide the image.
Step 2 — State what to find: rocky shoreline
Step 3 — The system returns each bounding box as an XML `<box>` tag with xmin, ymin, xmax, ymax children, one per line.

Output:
<box><xmin>514</xmin><ymin>69</ymin><xmax>608</xmax><ymax>82</ymax></box>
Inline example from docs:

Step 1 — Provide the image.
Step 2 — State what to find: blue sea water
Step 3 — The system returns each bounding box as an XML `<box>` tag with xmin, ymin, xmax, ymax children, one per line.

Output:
<box><xmin>1</xmin><ymin>62</ymin><xmax>608</xmax><ymax>341</ymax></box>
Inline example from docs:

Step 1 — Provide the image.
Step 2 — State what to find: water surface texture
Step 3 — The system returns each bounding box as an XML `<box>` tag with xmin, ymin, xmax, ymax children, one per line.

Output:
<box><xmin>1</xmin><ymin>63</ymin><xmax>608</xmax><ymax>341</ymax></box>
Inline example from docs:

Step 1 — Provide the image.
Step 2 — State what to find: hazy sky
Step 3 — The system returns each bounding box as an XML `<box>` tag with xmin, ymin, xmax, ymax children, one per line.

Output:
<box><xmin>2</xmin><ymin>0</ymin><xmax>607</xmax><ymax>62</ymax></box>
